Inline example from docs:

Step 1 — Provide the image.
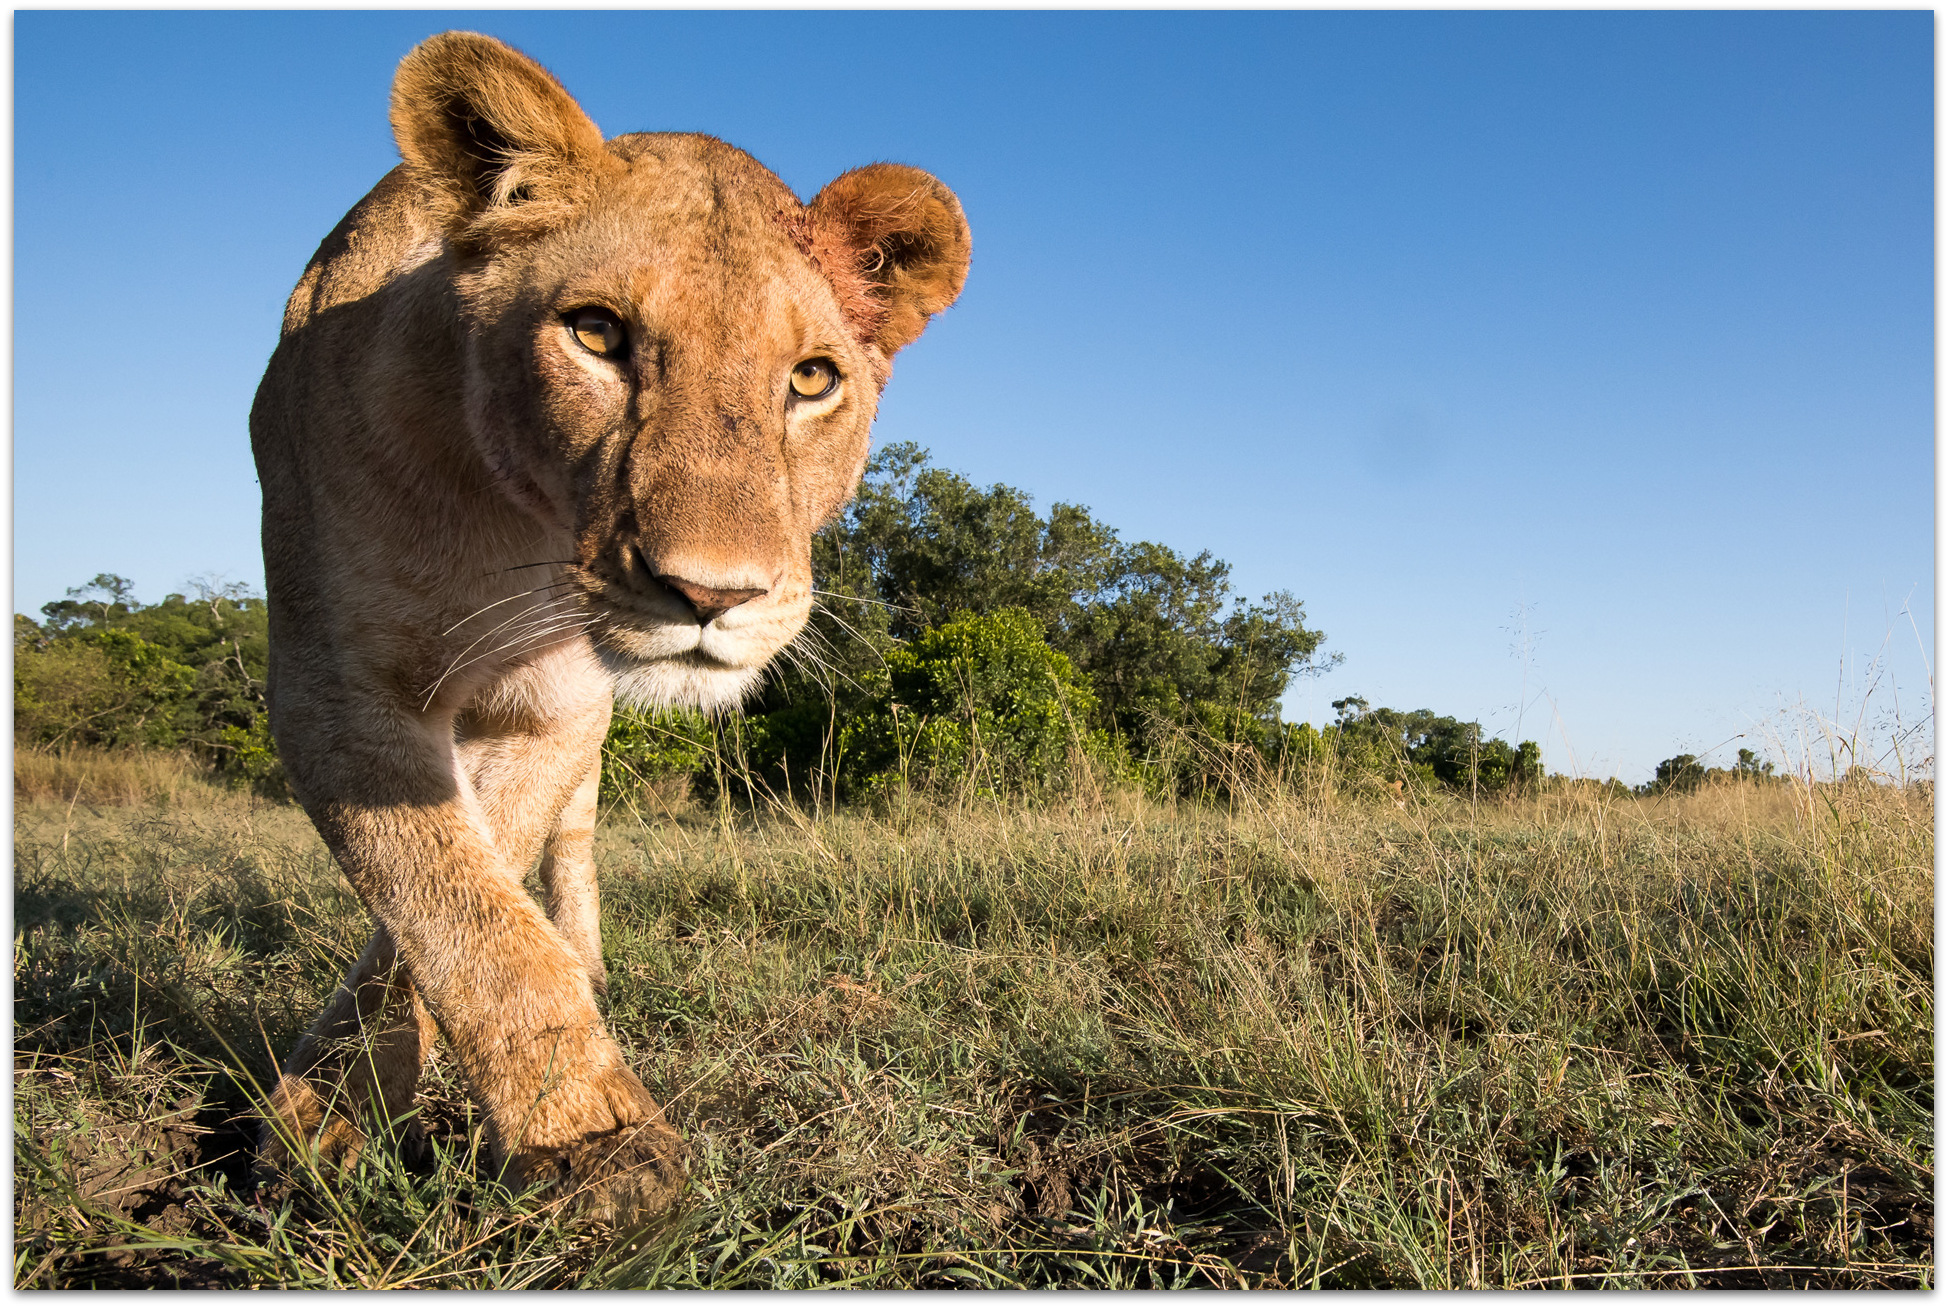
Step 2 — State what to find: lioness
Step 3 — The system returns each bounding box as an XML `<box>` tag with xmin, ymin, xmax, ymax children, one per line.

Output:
<box><xmin>250</xmin><ymin>31</ymin><xmax>969</xmax><ymax>1221</ymax></box>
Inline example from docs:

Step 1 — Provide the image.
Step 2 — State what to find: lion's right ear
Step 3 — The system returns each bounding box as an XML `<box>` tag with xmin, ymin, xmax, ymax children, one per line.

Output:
<box><xmin>806</xmin><ymin>164</ymin><xmax>971</xmax><ymax>365</ymax></box>
<box><xmin>390</xmin><ymin>31</ymin><xmax>617</xmax><ymax>252</ymax></box>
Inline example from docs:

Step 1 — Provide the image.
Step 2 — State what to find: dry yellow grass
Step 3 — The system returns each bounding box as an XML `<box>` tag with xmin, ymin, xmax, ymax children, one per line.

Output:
<box><xmin>13</xmin><ymin>745</ymin><xmax>220</xmax><ymax>807</ymax></box>
<box><xmin>12</xmin><ymin>760</ymin><xmax>1933</xmax><ymax>1288</ymax></box>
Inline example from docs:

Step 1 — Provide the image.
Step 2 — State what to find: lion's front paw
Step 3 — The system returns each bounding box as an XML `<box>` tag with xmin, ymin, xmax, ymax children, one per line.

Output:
<box><xmin>523</xmin><ymin>1115</ymin><xmax>689</xmax><ymax>1225</ymax></box>
<box><xmin>501</xmin><ymin>1065</ymin><xmax>689</xmax><ymax>1224</ymax></box>
<box><xmin>254</xmin><ymin>1072</ymin><xmax>428</xmax><ymax>1193</ymax></box>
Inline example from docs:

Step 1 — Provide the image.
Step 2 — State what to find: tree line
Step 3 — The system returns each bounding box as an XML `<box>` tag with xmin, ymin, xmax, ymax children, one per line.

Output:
<box><xmin>14</xmin><ymin>575</ymin><xmax>281</xmax><ymax>789</ymax></box>
<box><xmin>18</xmin><ymin>445</ymin><xmax>1707</xmax><ymax>806</ymax></box>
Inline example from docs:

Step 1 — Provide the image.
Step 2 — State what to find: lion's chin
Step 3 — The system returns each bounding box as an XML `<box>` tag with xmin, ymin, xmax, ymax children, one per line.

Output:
<box><xmin>594</xmin><ymin>638</ymin><xmax>766</xmax><ymax>715</ymax></box>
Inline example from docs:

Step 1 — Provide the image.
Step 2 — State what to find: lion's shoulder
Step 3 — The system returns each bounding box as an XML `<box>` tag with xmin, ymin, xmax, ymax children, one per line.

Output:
<box><xmin>281</xmin><ymin>167</ymin><xmax>438</xmax><ymax>337</ymax></box>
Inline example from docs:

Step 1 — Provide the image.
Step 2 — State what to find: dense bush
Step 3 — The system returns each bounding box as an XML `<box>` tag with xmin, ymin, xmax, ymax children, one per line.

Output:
<box><xmin>807</xmin><ymin>443</ymin><xmax>1330</xmax><ymax>749</ymax></box>
<box><xmin>837</xmin><ymin>607</ymin><xmax>1118</xmax><ymax>797</ymax></box>
<box><xmin>1313</xmin><ymin>697</ymin><xmax>1544</xmax><ymax>795</ymax></box>
<box><xmin>599</xmin><ymin>705</ymin><xmax>715</xmax><ymax>808</ymax></box>
<box><xmin>14</xmin><ymin>575</ymin><xmax>281</xmax><ymax>791</ymax></box>
<box><xmin>602</xmin><ymin>609</ymin><xmax>1120</xmax><ymax>807</ymax></box>
<box><xmin>1637</xmin><ymin>747</ymin><xmax>1779</xmax><ymax>795</ymax></box>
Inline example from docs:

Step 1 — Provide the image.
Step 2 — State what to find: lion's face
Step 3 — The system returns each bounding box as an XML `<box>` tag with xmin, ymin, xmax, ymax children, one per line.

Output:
<box><xmin>447</xmin><ymin>138</ymin><xmax>888</xmax><ymax>710</ymax></box>
<box><xmin>392</xmin><ymin>36</ymin><xmax>969</xmax><ymax>711</ymax></box>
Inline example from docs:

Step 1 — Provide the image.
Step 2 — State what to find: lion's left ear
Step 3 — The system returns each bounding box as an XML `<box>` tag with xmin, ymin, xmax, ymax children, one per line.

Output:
<box><xmin>390</xmin><ymin>31</ymin><xmax>619</xmax><ymax>251</ymax></box>
<box><xmin>806</xmin><ymin>164</ymin><xmax>971</xmax><ymax>360</ymax></box>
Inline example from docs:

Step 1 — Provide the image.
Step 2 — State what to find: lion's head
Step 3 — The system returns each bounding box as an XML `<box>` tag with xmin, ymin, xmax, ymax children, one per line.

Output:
<box><xmin>389</xmin><ymin>32</ymin><xmax>969</xmax><ymax>711</ymax></box>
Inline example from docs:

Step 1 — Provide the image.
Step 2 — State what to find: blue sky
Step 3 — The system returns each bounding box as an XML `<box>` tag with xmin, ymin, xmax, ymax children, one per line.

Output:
<box><xmin>13</xmin><ymin>11</ymin><xmax>1934</xmax><ymax>784</ymax></box>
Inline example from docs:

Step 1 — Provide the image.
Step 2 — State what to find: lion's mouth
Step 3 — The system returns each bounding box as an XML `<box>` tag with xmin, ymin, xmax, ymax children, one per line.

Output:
<box><xmin>588</xmin><ymin>593</ymin><xmax>783</xmax><ymax>671</ymax></box>
<box><xmin>656</xmin><ymin>646</ymin><xmax>737</xmax><ymax>671</ymax></box>
<box><xmin>593</xmin><ymin>620</ymin><xmax>771</xmax><ymax>713</ymax></box>
<box><xmin>569</xmin><ymin>563</ymin><xmax>808</xmax><ymax>711</ymax></box>
<box><xmin>593</xmin><ymin>609</ymin><xmax>729</xmax><ymax>659</ymax></box>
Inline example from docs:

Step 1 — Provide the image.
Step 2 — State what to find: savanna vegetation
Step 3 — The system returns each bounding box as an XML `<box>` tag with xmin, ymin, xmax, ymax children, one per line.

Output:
<box><xmin>13</xmin><ymin>449</ymin><xmax>1933</xmax><ymax>1288</ymax></box>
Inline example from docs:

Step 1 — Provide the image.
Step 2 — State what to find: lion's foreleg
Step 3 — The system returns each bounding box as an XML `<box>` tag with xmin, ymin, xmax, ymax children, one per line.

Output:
<box><xmin>312</xmin><ymin>789</ymin><xmax>685</xmax><ymax>1218</ymax></box>
<box><xmin>259</xmin><ymin>925</ymin><xmax>437</xmax><ymax>1179</ymax></box>
<box><xmin>458</xmin><ymin>657</ymin><xmax>612</xmax><ymax>998</ymax></box>
<box><xmin>538</xmin><ymin>757</ymin><xmax>606</xmax><ymax>995</ymax></box>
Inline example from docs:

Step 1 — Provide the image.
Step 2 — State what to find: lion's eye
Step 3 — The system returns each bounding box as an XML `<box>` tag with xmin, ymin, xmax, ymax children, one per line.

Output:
<box><xmin>568</xmin><ymin>308</ymin><xmax>627</xmax><ymax>358</ymax></box>
<box><xmin>789</xmin><ymin>358</ymin><xmax>839</xmax><ymax>401</ymax></box>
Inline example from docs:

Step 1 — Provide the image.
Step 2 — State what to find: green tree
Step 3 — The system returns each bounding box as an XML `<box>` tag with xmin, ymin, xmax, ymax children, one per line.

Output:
<box><xmin>806</xmin><ymin>443</ymin><xmax>1332</xmax><ymax>752</ymax></box>
<box><xmin>15</xmin><ymin>575</ymin><xmax>279</xmax><ymax>789</ymax></box>
<box><xmin>618</xmin><ymin>443</ymin><xmax>1335</xmax><ymax>804</ymax></box>
<box><xmin>1646</xmin><ymin>754</ymin><xmax>1707</xmax><ymax>794</ymax></box>
<box><xmin>36</xmin><ymin>572</ymin><xmax>139</xmax><ymax>633</ymax></box>
<box><xmin>838</xmin><ymin>608</ymin><xmax>1113</xmax><ymax>797</ymax></box>
<box><xmin>1317</xmin><ymin>698</ymin><xmax>1543</xmax><ymax>795</ymax></box>
<box><xmin>1733</xmin><ymin>747</ymin><xmax>1776</xmax><ymax>781</ymax></box>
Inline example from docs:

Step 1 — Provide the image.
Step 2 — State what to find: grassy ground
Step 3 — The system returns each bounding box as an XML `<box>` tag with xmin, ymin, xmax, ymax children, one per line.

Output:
<box><xmin>13</xmin><ymin>755</ymin><xmax>1934</xmax><ymax>1288</ymax></box>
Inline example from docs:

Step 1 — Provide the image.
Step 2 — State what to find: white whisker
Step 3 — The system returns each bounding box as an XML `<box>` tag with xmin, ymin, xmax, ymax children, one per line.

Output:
<box><xmin>809</xmin><ymin>600</ymin><xmax>892</xmax><ymax>670</ymax></box>
<box><xmin>452</xmin><ymin>617</ymin><xmax>602</xmax><ymax>680</ymax></box>
<box><xmin>438</xmin><ymin>579</ymin><xmax>579</xmax><ymax>638</ymax></box>
<box><xmin>785</xmin><ymin>623</ymin><xmax>868</xmax><ymax>698</ymax></box>
<box><xmin>464</xmin><ymin>593</ymin><xmax>583</xmax><ymax>647</ymax></box>
<box><xmin>423</xmin><ymin>597</ymin><xmax>583</xmax><ymax>700</ymax></box>
<box><xmin>420</xmin><ymin>605</ymin><xmax>596</xmax><ymax>709</ymax></box>
<box><xmin>810</xmin><ymin>587</ymin><xmax>915</xmax><ymax>616</ymax></box>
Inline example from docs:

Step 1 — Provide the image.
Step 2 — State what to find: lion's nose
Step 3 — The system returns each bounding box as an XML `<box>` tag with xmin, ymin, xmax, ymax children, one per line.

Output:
<box><xmin>653</xmin><ymin>573</ymin><xmax>766</xmax><ymax>626</ymax></box>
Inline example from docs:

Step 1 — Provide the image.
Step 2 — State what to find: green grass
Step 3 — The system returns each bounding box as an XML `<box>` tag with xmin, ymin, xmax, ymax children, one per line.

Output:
<box><xmin>13</xmin><ymin>761</ymin><xmax>1933</xmax><ymax>1287</ymax></box>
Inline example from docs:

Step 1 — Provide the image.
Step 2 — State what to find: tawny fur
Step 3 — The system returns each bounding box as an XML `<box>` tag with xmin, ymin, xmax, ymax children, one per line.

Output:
<box><xmin>250</xmin><ymin>30</ymin><xmax>969</xmax><ymax>1222</ymax></box>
